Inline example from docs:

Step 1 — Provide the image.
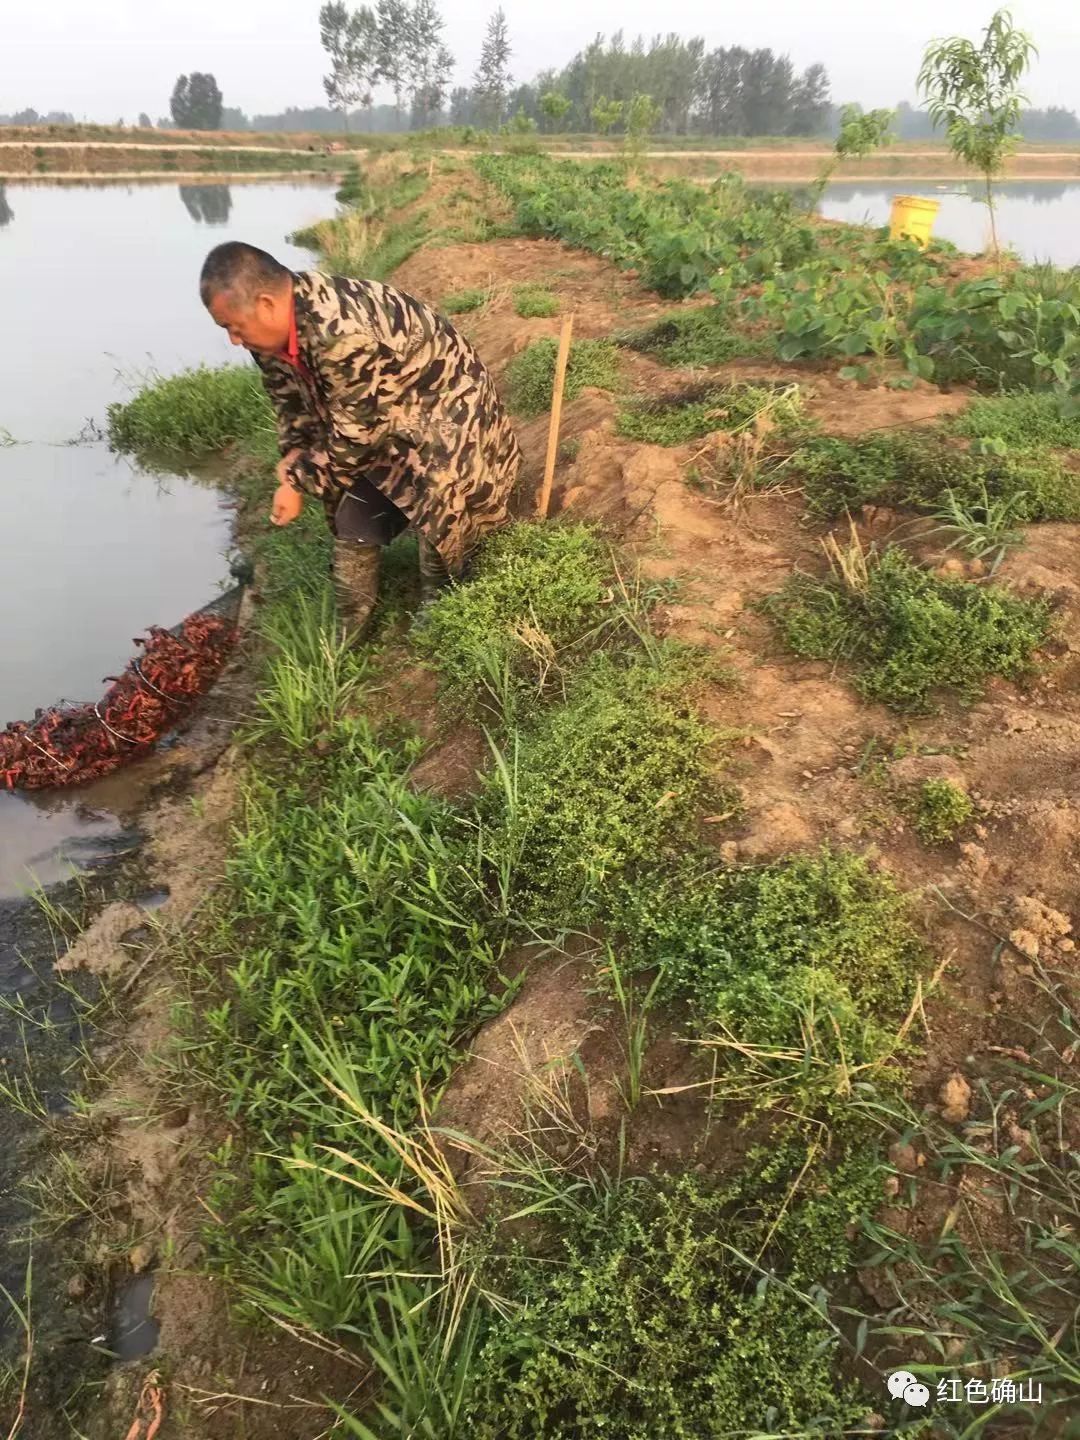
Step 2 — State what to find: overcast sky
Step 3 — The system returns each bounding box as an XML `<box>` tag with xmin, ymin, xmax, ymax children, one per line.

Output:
<box><xmin>6</xmin><ymin>0</ymin><xmax>1077</xmax><ymax>121</ymax></box>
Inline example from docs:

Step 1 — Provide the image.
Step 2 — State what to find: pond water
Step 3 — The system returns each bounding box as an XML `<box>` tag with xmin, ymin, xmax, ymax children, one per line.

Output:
<box><xmin>0</xmin><ymin>179</ymin><xmax>335</xmax><ymax>899</ymax></box>
<box><xmin>818</xmin><ymin>179</ymin><xmax>1080</xmax><ymax>266</ymax></box>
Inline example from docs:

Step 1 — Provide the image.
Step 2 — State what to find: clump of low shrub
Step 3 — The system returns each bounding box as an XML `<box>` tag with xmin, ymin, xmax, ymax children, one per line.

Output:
<box><xmin>107</xmin><ymin>362</ymin><xmax>272</xmax><ymax>462</ymax></box>
<box><xmin>513</xmin><ymin>284</ymin><xmax>559</xmax><ymax>318</ymax></box>
<box><xmin>620</xmin><ymin>303</ymin><xmax>769</xmax><ymax>366</ymax></box>
<box><xmin>617</xmin><ymin>382</ymin><xmax>803</xmax><ymax>447</ymax></box>
<box><xmin>414</xmin><ymin>522</ymin><xmax>612</xmax><ymax>714</ymax></box>
<box><xmin>762</xmin><ymin>545</ymin><xmax>1052</xmax><ymax>712</ymax></box>
<box><xmin>791</xmin><ymin>432</ymin><xmax>1080</xmax><ymax>523</ymax></box>
<box><xmin>480</xmin><ymin>648</ymin><xmax>723</xmax><ymax>922</ymax></box>
<box><xmin>442</xmin><ymin>287</ymin><xmax>487</xmax><ymax>314</ymax></box>
<box><xmin>462</xmin><ymin>1154</ymin><xmax>878</xmax><ymax>1438</ymax></box>
<box><xmin>912</xmin><ymin>777</ymin><xmax>974</xmax><ymax>844</ymax></box>
<box><xmin>504</xmin><ymin>338</ymin><xmax>622</xmax><ymax>416</ymax></box>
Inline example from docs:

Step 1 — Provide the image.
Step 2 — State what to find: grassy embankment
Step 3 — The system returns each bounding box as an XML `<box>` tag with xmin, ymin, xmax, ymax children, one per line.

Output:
<box><xmin>79</xmin><ymin>156</ymin><xmax>1080</xmax><ymax>1435</ymax></box>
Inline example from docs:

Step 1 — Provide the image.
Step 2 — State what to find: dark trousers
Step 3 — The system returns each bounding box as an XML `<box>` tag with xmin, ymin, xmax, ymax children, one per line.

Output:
<box><xmin>332</xmin><ymin>476</ymin><xmax>410</xmax><ymax>546</ymax></box>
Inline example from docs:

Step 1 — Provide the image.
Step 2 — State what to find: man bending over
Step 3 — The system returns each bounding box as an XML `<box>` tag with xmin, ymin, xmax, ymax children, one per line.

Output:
<box><xmin>200</xmin><ymin>241</ymin><xmax>522</xmax><ymax>637</ymax></box>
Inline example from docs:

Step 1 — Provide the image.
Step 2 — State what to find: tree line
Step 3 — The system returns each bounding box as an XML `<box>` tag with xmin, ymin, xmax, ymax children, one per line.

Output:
<box><xmin>4</xmin><ymin>4</ymin><xmax>1080</xmax><ymax>143</ymax></box>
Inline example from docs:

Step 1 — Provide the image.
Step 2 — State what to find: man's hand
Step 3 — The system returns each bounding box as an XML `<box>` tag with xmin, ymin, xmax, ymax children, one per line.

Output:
<box><xmin>271</xmin><ymin>482</ymin><xmax>304</xmax><ymax>527</ymax></box>
<box><xmin>271</xmin><ymin>448</ymin><xmax>304</xmax><ymax>527</ymax></box>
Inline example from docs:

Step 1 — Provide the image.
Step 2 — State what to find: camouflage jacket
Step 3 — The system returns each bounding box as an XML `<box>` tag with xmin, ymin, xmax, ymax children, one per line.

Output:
<box><xmin>251</xmin><ymin>270</ymin><xmax>522</xmax><ymax>575</ymax></box>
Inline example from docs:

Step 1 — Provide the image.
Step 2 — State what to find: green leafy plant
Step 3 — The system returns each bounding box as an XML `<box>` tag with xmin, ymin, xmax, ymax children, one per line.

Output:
<box><xmin>504</xmin><ymin>338</ymin><xmax>621</xmax><ymax>416</ymax></box>
<box><xmin>911</xmin><ymin>778</ymin><xmax>974</xmax><ymax>843</ymax></box>
<box><xmin>813</xmin><ymin>103</ymin><xmax>895</xmax><ymax>197</ymax></box>
<box><xmin>762</xmin><ymin>544</ymin><xmax>1051</xmax><ymax>711</ymax></box>
<box><xmin>927</xmin><ymin>483</ymin><xmax>1027</xmax><ymax>572</ymax></box>
<box><xmin>910</xmin><ymin>272</ymin><xmax>1080</xmax><ymax>390</ymax></box>
<box><xmin>919</xmin><ymin>8</ymin><xmax>1037</xmax><ymax>261</ymax></box>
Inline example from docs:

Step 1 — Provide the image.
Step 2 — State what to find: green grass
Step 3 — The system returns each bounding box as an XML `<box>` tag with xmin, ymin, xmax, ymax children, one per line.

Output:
<box><xmin>182</xmin><ymin>703</ymin><xmax>510</xmax><ymax>1333</ymax></box>
<box><xmin>616</xmin><ymin>848</ymin><xmax>925</xmax><ymax>1107</ymax></box>
<box><xmin>619</xmin><ymin>302</ymin><xmax>771</xmax><ymax>366</ymax></box>
<box><xmin>911</xmin><ymin>778</ymin><xmax>974</xmax><ymax>844</ymax></box>
<box><xmin>478</xmin><ymin>648</ymin><xmax>726</xmax><ymax>927</ymax></box>
<box><xmin>513</xmin><ymin>284</ymin><xmax>559</xmax><ymax>318</ymax></box>
<box><xmin>458</xmin><ymin>1153</ymin><xmax>879</xmax><ymax>1438</ymax></box>
<box><xmin>616</xmin><ymin>382</ymin><xmax>803</xmax><ymax>446</ymax></box>
<box><xmin>791</xmin><ymin>431</ymin><xmax>1080</xmax><ymax>523</ymax></box>
<box><xmin>952</xmin><ymin>390</ymin><xmax>1080</xmax><ymax>449</ymax></box>
<box><xmin>106</xmin><ymin>363</ymin><xmax>273</xmax><ymax>462</ymax></box>
<box><xmin>763</xmin><ymin>545</ymin><xmax>1052</xmax><ymax>712</ymax></box>
<box><xmin>413</xmin><ymin>522</ymin><xmax>614</xmax><ymax>720</ymax></box>
<box><xmin>504</xmin><ymin>338</ymin><xmax>622</xmax><ymax>417</ymax></box>
<box><xmin>442</xmin><ymin>288</ymin><xmax>487</xmax><ymax>314</ymax></box>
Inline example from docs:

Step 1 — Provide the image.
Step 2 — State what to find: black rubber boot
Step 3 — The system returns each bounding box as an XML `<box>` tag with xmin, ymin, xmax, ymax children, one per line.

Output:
<box><xmin>418</xmin><ymin>537</ymin><xmax>452</xmax><ymax>609</ymax></box>
<box><xmin>332</xmin><ymin>539</ymin><xmax>381</xmax><ymax>645</ymax></box>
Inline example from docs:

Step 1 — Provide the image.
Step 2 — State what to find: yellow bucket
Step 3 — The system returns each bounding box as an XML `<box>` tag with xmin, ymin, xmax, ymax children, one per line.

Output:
<box><xmin>889</xmin><ymin>194</ymin><xmax>940</xmax><ymax>247</ymax></box>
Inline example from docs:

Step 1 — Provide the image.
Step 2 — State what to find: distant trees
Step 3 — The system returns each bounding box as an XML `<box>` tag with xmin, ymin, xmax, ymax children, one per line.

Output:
<box><xmin>446</xmin><ymin>32</ymin><xmax>833</xmax><ymax>137</ymax></box>
<box><xmin>170</xmin><ymin>73</ymin><xmax>224</xmax><ymax>130</ymax></box>
<box><xmin>319</xmin><ymin>2</ymin><xmax>378</xmax><ymax>131</ymax></box>
<box><xmin>473</xmin><ymin>9</ymin><xmax>513</xmax><ymax>129</ymax></box>
<box><xmin>137</xmin><ymin>112</ymin><xmax>153</xmax><ymax>128</ymax></box>
<box><xmin>220</xmin><ymin>106</ymin><xmax>250</xmax><ymax>131</ymax></box>
<box><xmin>0</xmin><ymin>108</ymin><xmax>75</xmax><ymax>125</ymax></box>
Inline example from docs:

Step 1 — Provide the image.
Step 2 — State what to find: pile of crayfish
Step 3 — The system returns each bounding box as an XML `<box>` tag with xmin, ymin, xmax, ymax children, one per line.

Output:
<box><xmin>1</xmin><ymin>609</ymin><xmax>235</xmax><ymax>791</ymax></box>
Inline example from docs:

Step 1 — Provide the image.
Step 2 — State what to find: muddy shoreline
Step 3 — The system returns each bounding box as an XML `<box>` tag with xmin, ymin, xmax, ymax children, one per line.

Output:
<box><xmin>0</xmin><ymin>578</ymin><xmax>251</xmax><ymax>1435</ymax></box>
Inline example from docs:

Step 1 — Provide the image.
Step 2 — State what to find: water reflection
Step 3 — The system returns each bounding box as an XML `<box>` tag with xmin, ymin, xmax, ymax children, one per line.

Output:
<box><xmin>179</xmin><ymin>184</ymin><xmax>233</xmax><ymax>225</ymax></box>
<box><xmin>0</xmin><ymin>187</ymin><xmax>13</xmax><ymax>229</ymax></box>
<box><xmin>818</xmin><ymin>180</ymin><xmax>1080</xmax><ymax>265</ymax></box>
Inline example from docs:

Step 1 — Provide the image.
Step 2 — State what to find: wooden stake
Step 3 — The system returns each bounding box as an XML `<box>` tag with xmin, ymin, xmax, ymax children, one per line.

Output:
<box><xmin>537</xmin><ymin>313</ymin><xmax>574</xmax><ymax>519</ymax></box>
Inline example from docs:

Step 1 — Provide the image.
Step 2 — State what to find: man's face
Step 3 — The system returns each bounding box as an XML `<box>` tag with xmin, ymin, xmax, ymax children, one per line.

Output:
<box><xmin>207</xmin><ymin>288</ymin><xmax>290</xmax><ymax>354</ymax></box>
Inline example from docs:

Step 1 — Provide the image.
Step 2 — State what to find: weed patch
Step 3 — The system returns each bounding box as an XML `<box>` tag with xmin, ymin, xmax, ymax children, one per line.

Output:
<box><xmin>513</xmin><ymin>284</ymin><xmax>559</xmax><ymax>318</ymax></box>
<box><xmin>442</xmin><ymin>288</ymin><xmax>487</xmax><ymax>314</ymax></box>
<box><xmin>792</xmin><ymin>431</ymin><xmax>1080</xmax><ymax>523</ymax></box>
<box><xmin>414</xmin><ymin>522</ymin><xmax>614</xmax><ymax>719</ymax></box>
<box><xmin>479</xmin><ymin>649</ymin><xmax>725</xmax><ymax>926</ymax></box>
<box><xmin>504</xmin><ymin>338</ymin><xmax>621</xmax><ymax>417</ymax></box>
<box><xmin>461</xmin><ymin>1156</ymin><xmax>878</xmax><ymax>1438</ymax></box>
<box><xmin>181</xmin><ymin>714</ymin><xmax>509</xmax><ymax>1332</ymax></box>
<box><xmin>952</xmin><ymin>390</ymin><xmax>1080</xmax><ymax>449</ymax></box>
<box><xmin>106</xmin><ymin>363</ymin><xmax>272</xmax><ymax>462</ymax></box>
<box><xmin>619</xmin><ymin>303</ymin><xmax>751</xmax><ymax>365</ymax></box>
<box><xmin>763</xmin><ymin>545</ymin><xmax>1051</xmax><ymax>711</ymax></box>
<box><xmin>617</xmin><ymin>382</ymin><xmax>803</xmax><ymax>447</ymax></box>
<box><xmin>911</xmin><ymin>777</ymin><xmax>974</xmax><ymax>844</ymax></box>
<box><xmin>617</xmin><ymin>848</ymin><xmax>924</xmax><ymax>1108</ymax></box>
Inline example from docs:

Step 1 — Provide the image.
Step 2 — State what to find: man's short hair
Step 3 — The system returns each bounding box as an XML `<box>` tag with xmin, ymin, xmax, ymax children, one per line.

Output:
<box><xmin>199</xmin><ymin>242</ymin><xmax>291</xmax><ymax>306</ymax></box>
